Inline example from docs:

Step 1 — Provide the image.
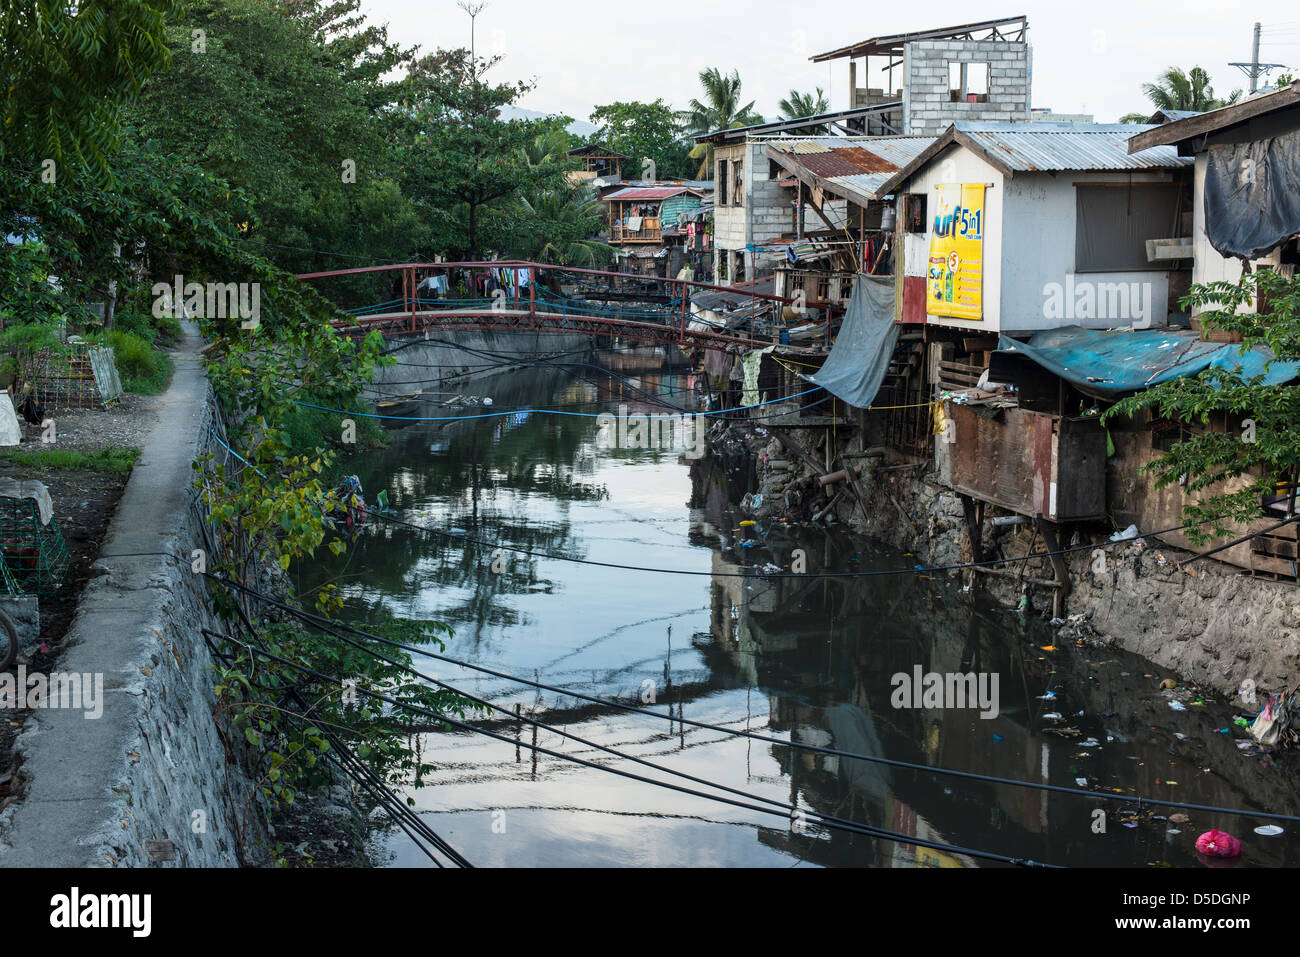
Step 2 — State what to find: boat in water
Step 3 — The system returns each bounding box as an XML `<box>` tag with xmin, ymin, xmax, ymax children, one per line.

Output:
<box><xmin>373</xmin><ymin>389</ymin><xmax>423</xmax><ymax>426</ymax></box>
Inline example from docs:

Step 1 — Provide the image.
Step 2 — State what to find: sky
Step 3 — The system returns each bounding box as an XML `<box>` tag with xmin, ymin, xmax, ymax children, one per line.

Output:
<box><xmin>358</xmin><ymin>0</ymin><xmax>1300</xmax><ymax>125</ymax></box>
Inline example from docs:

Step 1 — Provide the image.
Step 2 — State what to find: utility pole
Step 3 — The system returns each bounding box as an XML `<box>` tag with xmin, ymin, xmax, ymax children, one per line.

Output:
<box><xmin>1230</xmin><ymin>22</ymin><xmax>1287</xmax><ymax>94</ymax></box>
<box><xmin>1251</xmin><ymin>21</ymin><xmax>1260</xmax><ymax>93</ymax></box>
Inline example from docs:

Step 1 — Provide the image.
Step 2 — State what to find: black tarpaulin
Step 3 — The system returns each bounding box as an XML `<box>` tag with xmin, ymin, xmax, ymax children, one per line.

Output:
<box><xmin>1204</xmin><ymin>128</ymin><xmax>1300</xmax><ymax>260</ymax></box>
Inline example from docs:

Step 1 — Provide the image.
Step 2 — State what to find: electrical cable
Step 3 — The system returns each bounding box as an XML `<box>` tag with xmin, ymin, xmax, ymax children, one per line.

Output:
<box><xmin>207</xmin><ymin>615</ymin><xmax>1053</xmax><ymax>868</ymax></box>
<box><xmin>202</xmin><ymin>574</ymin><xmax>1300</xmax><ymax>827</ymax></box>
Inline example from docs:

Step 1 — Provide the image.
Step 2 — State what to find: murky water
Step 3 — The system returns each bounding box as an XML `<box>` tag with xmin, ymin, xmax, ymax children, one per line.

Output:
<box><xmin>298</xmin><ymin>358</ymin><xmax>1300</xmax><ymax>868</ymax></box>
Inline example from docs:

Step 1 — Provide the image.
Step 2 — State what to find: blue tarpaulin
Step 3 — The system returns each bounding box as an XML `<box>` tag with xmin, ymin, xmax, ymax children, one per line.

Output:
<box><xmin>804</xmin><ymin>276</ymin><xmax>898</xmax><ymax>409</ymax></box>
<box><xmin>997</xmin><ymin>326</ymin><xmax>1300</xmax><ymax>398</ymax></box>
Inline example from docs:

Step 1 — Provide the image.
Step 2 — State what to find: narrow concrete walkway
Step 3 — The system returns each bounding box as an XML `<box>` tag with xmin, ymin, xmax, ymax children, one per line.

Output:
<box><xmin>0</xmin><ymin>322</ymin><xmax>235</xmax><ymax>866</ymax></box>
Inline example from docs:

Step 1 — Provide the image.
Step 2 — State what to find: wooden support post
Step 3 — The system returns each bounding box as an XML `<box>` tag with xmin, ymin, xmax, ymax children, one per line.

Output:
<box><xmin>960</xmin><ymin>494</ymin><xmax>984</xmax><ymax>564</ymax></box>
<box><xmin>1035</xmin><ymin>517</ymin><xmax>1071</xmax><ymax>619</ymax></box>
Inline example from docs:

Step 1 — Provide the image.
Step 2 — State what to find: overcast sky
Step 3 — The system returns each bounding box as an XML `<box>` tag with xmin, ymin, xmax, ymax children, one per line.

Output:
<box><xmin>359</xmin><ymin>0</ymin><xmax>1299</xmax><ymax>125</ymax></box>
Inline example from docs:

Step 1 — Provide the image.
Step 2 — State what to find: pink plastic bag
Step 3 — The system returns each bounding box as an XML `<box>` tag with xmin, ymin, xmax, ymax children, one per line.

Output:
<box><xmin>1196</xmin><ymin>830</ymin><xmax>1241</xmax><ymax>857</ymax></box>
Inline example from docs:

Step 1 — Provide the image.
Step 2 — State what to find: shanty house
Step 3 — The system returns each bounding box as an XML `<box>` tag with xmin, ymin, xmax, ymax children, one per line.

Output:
<box><xmin>603</xmin><ymin>185</ymin><xmax>707</xmax><ymax>245</ymax></box>
<box><xmin>1126</xmin><ymin>80</ymin><xmax>1300</xmax><ymax>305</ymax></box>
<box><xmin>568</xmin><ymin>144</ymin><xmax>630</xmax><ymax>186</ymax></box>
<box><xmin>874</xmin><ymin>122</ymin><xmax>1195</xmax><ymax>337</ymax></box>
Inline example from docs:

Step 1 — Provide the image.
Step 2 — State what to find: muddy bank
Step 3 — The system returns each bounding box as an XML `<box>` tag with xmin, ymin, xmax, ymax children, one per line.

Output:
<box><xmin>706</xmin><ymin>419</ymin><xmax>1300</xmax><ymax>702</ymax></box>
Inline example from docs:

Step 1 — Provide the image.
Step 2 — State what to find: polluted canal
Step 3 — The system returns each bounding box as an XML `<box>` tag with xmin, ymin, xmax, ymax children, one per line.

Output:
<box><xmin>296</xmin><ymin>355</ymin><xmax>1300</xmax><ymax>868</ymax></box>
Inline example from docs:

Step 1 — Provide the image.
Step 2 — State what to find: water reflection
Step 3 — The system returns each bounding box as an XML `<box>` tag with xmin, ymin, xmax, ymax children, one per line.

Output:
<box><xmin>297</xmin><ymin>361</ymin><xmax>1300</xmax><ymax>868</ymax></box>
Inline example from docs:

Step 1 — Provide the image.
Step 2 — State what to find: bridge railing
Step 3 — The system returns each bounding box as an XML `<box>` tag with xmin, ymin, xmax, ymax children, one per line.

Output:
<box><xmin>301</xmin><ymin>260</ymin><xmax>844</xmax><ymax>347</ymax></box>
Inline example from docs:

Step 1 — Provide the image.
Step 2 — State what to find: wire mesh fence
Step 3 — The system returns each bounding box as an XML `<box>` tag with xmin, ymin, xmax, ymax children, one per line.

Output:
<box><xmin>0</xmin><ymin>496</ymin><xmax>69</xmax><ymax>596</ymax></box>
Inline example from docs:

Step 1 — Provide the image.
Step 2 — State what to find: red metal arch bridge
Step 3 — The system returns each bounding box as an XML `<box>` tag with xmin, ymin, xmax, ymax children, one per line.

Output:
<box><xmin>296</xmin><ymin>261</ymin><xmax>835</xmax><ymax>354</ymax></box>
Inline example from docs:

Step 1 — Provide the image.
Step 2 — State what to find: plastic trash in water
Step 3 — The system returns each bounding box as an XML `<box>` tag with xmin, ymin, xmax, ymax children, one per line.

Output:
<box><xmin>1078</xmin><ymin>738</ymin><xmax>1100</xmax><ymax>748</ymax></box>
<box><xmin>1255</xmin><ymin>825</ymin><xmax>1285</xmax><ymax>837</ymax></box>
<box><xmin>1169</xmin><ymin>701</ymin><xmax>1187</xmax><ymax>711</ymax></box>
<box><xmin>1196</xmin><ymin>830</ymin><xmax>1241</xmax><ymax>857</ymax></box>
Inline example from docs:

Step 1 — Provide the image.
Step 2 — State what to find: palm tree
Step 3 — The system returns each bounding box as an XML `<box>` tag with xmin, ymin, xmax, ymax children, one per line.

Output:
<box><xmin>679</xmin><ymin>67</ymin><xmax>765</xmax><ymax>178</ymax></box>
<box><xmin>1141</xmin><ymin>66</ymin><xmax>1242</xmax><ymax>113</ymax></box>
<box><xmin>778</xmin><ymin>87</ymin><xmax>831</xmax><ymax>135</ymax></box>
<box><xmin>512</xmin><ymin>187</ymin><xmax>614</xmax><ymax>267</ymax></box>
<box><xmin>779</xmin><ymin>88</ymin><xmax>830</xmax><ymax>120</ymax></box>
<box><xmin>520</xmin><ymin>126</ymin><xmax>572</xmax><ymax>169</ymax></box>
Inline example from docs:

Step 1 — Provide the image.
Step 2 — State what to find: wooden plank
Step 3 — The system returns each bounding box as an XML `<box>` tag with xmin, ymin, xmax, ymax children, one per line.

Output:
<box><xmin>1251</xmin><ymin>553</ymin><xmax>1299</xmax><ymax>578</ymax></box>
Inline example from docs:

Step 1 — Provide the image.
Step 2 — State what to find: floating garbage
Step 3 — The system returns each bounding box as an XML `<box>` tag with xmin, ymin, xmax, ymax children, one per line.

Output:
<box><xmin>1075</xmin><ymin>777</ymin><xmax>1088</xmax><ymax>787</ymax></box>
<box><xmin>1255</xmin><ymin>825</ymin><xmax>1285</xmax><ymax>837</ymax></box>
<box><xmin>1196</xmin><ymin>830</ymin><xmax>1241</xmax><ymax>858</ymax></box>
<box><xmin>1036</xmin><ymin>691</ymin><xmax>1057</xmax><ymax>700</ymax></box>
<box><xmin>1169</xmin><ymin>701</ymin><xmax>1187</xmax><ymax>712</ymax></box>
<box><xmin>1078</xmin><ymin>738</ymin><xmax>1101</xmax><ymax>748</ymax></box>
<box><xmin>1042</xmin><ymin>712</ymin><xmax>1063</xmax><ymax>721</ymax></box>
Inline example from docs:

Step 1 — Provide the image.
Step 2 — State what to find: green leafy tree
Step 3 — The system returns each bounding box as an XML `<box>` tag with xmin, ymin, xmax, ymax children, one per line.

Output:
<box><xmin>0</xmin><ymin>0</ymin><xmax>181</xmax><ymax>172</ymax></box>
<box><xmin>1104</xmin><ymin>271</ymin><xmax>1300</xmax><ymax>543</ymax></box>
<box><xmin>397</xmin><ymin>48</ymin><xmax>556</xmax><ymax>258</ymax></box>
<box><xmin>127</xmin><ymin>0</ymin><xmax>417</xmax><ymax>279</ymax></box>
<box><xmin>680</xmin><ymin>68</ymin><xmax>765</xmax><ymax>178</ymax></box>
<box><xmin>589</xmin><ymin>100</ymin><xmax>693</xmax><ymax>181</ymax></box>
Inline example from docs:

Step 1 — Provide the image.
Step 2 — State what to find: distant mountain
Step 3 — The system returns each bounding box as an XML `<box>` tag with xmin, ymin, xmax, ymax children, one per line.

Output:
<box><xmin>500</xmin><ymin>106</ymin><xmax>597</xmax><ymax>137</ymax></box>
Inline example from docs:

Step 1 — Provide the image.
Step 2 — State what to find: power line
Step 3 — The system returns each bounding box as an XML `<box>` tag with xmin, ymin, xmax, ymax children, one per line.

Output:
<box><xmin>204</xmin><ymin>574</ymin><xmax>1300</xmax><ymax>827</ymax></box>
<box><xmin>208</xmin><ymin>616</ymin><xmax>1052</xmax><ymax>867</ymax></box>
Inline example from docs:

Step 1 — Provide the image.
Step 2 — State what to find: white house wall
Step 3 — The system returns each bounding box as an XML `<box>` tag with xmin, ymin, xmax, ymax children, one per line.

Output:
<box><xmin>1000</xmin><ymin>170</ymin><xmax>1173</xmax><ymax>333</ymax></box>
<box><xmin>906</xmin><ymin>147</ymin><xmax>1005</xmax><ymax>331</ymax></box>
<box><xmin>909</xmin><ymin>147</ymin><xmax>1176</xmax><ymax>333</ymax></box>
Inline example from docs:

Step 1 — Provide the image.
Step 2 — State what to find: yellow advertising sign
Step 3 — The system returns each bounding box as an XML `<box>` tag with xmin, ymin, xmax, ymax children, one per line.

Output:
<box><xmin>927</xmin><ymin>184</ymin><xmax>985</xmax><ymax>321</ymax></box>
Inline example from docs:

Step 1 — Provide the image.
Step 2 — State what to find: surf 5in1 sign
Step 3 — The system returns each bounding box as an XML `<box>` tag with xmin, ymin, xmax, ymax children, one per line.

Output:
<box><xmin>927</xmin><ymin>184</ymin><xmax>986</xmax><ymax>321</ymax></box>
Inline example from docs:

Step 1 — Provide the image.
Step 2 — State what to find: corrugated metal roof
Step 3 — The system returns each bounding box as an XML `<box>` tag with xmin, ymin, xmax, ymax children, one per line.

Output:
<box><xmin>603</xmin><ymin>186</ymin><xmax>700</xmax><ymax>201</ymax></box>
<box><xmin>768</xmin><ymin>135</ymin><xmax>936</xmax><ymax>201</ymax></box>
<box><xmin>954</xmin><ymin>123</ymin><xmax>1191</xmax><ymax>171</ymax></box>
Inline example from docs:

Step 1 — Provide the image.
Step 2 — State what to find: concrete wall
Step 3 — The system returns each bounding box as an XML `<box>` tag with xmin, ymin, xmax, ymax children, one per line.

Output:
<box><xmin>368</xmin><ymin>329</ymin><xmax>592</xmax><ymax>395</ymax></box>
<box><xmin>902</xmin><ymin>39</ymin><xmax>1031</xmax><ymax>136</ymax></box>
<box><xmin>1000</xmin><ymin>170</ymin><xmax>1177</xmax><ymax>333</ymax></box>
<box><xmin>0</xmin><ymin>326</ymin><xmax>265</xmax><ymax>867</ymax></box>
<box><xmin>712</xmin><ymin>142</ymin><xmax>794</xmax><ymax>281</ymax></box>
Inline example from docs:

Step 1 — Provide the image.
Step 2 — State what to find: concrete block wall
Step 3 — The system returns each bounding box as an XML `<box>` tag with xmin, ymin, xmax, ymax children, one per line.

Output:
<box><xmin>712</xmin><ymin>144</ymin><xmax>748</xmax><ymax>255</ymax></box>
<box><xmin>0</xmin><ymin>326</ymin><xmax>266</xmax><ymax>867</ymax></box>
<box><xmin>903</xmin><ymin>39</ymin><xmax>1030</xmax><ymax>135</ymax></box>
